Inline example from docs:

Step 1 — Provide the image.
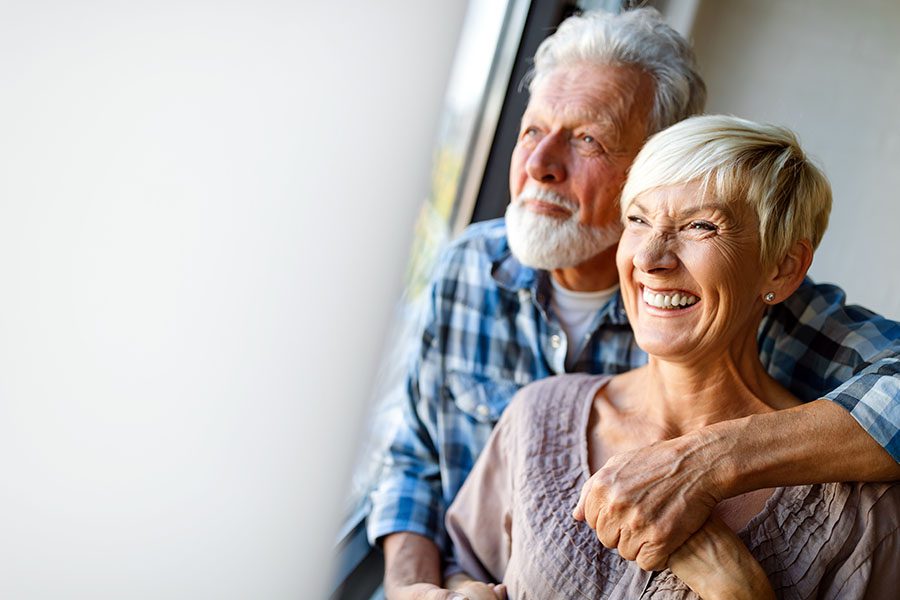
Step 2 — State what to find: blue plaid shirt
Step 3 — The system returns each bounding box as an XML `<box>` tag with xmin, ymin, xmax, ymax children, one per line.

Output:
<box><xmin>367</xmin><ymin>219</ymin><xmax>900</xmax><ymax>554</ymax></box>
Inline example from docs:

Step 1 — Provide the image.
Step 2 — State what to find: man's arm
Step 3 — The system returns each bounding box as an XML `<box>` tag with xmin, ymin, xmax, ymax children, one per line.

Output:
<box><xmin>575</xmin><ymin>281</ymin><xmax>900</xmax><ymax>570</ymax></box>
<box><xmin>574</xmin><ymin>399</ymin><xmax>899</xmax><ymax>571</ymax></box>
<box><xmin>383</xmin><ymin>534</ymin><xmax>505</xmax><ymax>599</ymax></box>
<box><xmin>369</xmin><ymin>237</ymin><xmax>486</xmax><ymax>594</ymax></box>
<box><xmin>762</xmin><ymin>280</ymin><xmax>900</xmax><ymax>460</ymax></box>
<box><xmin>383</xmin><ymin>533</ymin><xmax>459</xmax><ymax>600</ymax></box>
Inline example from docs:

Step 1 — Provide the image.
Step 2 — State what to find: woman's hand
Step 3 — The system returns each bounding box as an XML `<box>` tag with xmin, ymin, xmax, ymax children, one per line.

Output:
<box><xmin>444</xmin><ymin>574</ymin><xmax>507</xmax><ymax>600</ymax></box>
<box><xmin>668</xmin><ymin>514</ymin><xmax>773</xmax><ymax>600</ymax></box>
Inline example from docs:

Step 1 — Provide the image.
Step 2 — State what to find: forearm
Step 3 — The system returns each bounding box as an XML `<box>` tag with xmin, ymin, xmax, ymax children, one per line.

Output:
<box><xmin>707</xmin><ymin>399</ymin><xmax>900</xmax><ymax>499</ymax></box>
<box><xmin>383</xmin><ymin>532</ymin><xmax>443</xmax><ymax>595</ymax></box>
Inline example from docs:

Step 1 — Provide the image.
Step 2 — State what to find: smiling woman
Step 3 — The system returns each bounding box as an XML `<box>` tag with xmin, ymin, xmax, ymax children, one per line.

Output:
<box><xmin>445</xmin><ymin>115</ymin><xmax>900</xmax><ymax>598</ymax></box>
<box><xmin>617</xmin><ymin>117</ymin><xmax>830</xmax><ymax>363</ymax></box>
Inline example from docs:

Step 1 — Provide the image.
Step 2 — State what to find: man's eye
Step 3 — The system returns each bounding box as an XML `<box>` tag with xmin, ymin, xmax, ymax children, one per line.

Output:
<box><xmin>688</xmin><ymin>220</ymin><xmax>717</xmax><ymax>231</ymax></box>
<box><xmin>578</xmin><ymin>134</ymin><xmax>604</xmax><ymax>149</ymax></box>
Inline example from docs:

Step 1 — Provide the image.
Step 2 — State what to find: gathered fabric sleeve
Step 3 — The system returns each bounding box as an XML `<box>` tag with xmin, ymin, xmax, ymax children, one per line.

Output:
<box><xmin>444</xmin><ymin>395</ymin><xmax>518</xmax><ymax>583</ymax></box>
<box><xmin>758</xmin><ymin>278</ymin><xmax>900</xmax><ymax>460</ymax></box>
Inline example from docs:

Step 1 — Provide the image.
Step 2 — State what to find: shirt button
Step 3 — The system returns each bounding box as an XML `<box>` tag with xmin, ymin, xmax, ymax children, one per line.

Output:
<box><xmin>476</xmin><ymin>404</ymin><xmax>490</xmax><ymax>417</ymax></box>
<box><xmin>550</xmin><ymin>334</ymin><xmax>561</xmax><ymax>349</ymax></box>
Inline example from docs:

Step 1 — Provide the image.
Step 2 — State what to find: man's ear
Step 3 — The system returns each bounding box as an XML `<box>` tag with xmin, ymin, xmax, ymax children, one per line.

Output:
<box><xmin>762</xmin><ymin>240</ymin><xmax>813</xmax><ymax>303</ymax></box>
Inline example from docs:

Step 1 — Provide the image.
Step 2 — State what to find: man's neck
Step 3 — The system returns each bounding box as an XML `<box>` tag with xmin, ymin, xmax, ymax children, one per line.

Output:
<box><xmin>550</xmin><ymin>244</ymin><xmax>619</xmax><ymax>292</ymax></box>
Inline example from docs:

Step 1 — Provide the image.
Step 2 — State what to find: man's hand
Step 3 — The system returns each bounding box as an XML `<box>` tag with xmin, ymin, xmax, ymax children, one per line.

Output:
<box><xmin>572</xmin><ymin>429</ymin><xmax>726</xmax><ymax>571</ymax></box>
<box><xmin>573</xmin><ymin>398</ymin><xmax>900</xmax><ymax>572</ymax></box>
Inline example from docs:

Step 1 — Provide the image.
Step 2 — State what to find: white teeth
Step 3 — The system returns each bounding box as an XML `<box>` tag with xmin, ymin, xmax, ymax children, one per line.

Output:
<box><xmin>642</xmin><ymin>288</ymin><xmax>699</xmax><ymax>309</ymax></box>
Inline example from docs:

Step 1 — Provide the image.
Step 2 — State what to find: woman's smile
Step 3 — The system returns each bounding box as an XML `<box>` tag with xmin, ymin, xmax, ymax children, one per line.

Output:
<box><xmin>641</xmin><ymin>285</ymin><xmax>701</xmax><ymax>310</ymax></box>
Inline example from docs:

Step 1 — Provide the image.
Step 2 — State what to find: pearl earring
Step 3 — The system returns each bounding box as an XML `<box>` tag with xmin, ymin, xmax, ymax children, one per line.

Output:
<box><xmin>764</xmin><ymin>292</ymin><xmax>776</xmax><ymax>302</ymax></box>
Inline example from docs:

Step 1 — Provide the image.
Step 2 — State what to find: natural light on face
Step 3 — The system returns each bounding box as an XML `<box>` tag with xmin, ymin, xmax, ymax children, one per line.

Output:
<box><xmin>616</xmin><ymin>181</ymin><xmax>768</xmax><ymax>363</ymax></box>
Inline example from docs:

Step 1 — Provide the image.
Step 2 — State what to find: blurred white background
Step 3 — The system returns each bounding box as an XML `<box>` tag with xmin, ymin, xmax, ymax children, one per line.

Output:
<box><xmin>0</xmin><ymin>1</ymin><xmax>466</xmax><ymax>598</ymax></box>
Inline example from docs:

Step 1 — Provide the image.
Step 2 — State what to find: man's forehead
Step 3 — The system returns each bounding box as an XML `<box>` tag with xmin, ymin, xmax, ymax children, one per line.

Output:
<box><xmin>525</xmin><ymin>63</ymin><xmax>651</xmax><ymax>127</ymax></box>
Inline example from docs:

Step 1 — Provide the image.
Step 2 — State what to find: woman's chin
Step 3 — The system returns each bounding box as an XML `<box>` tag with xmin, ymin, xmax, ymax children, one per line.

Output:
<box><xmin>633</xmin><ymin>332</ymin><xmax>700</xmax><ymax>361</ymax></box>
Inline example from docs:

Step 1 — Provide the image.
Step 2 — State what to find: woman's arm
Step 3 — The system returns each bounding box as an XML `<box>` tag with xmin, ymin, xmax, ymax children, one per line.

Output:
<box><xmin>668</xmin><ymin>515</ymin><xmax>773</xmax><ymax>600</ymax></box>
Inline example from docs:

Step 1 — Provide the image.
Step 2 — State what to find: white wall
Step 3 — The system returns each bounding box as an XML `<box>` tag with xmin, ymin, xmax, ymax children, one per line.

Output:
<box><xmin>0</xmin><ymin>1</ymin><xmax>466</xmax><ymax>598</ymax></box>
<box><xmin>689</xmin><ymin>0</ymin><xmax>900</xmax><ymax>318</ymax></box>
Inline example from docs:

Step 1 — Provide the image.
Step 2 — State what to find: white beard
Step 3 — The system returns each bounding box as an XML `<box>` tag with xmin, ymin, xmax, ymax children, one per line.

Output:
<box><xmin>505</xmin><ymin>184</ymin><xmax>622</xmax><ymax>270</ymax></box>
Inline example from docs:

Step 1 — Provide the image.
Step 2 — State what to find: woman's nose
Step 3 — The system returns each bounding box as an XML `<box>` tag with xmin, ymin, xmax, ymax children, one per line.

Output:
<box><xmin>525</xmin><ymin>133</ymin><xmax>566</xmax><ymax>183</ymax></box>
<box><xmin>633</xmin><ymin>233</ymin><xmax>678</xmax><ymax>273</ymax></box>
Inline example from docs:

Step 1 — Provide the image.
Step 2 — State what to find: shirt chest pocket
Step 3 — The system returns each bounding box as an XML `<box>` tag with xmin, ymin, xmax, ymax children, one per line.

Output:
<box><xmin>444</xmin><ymin>372</ymin><xmax>522</xmax><ymax>425</ymax></box>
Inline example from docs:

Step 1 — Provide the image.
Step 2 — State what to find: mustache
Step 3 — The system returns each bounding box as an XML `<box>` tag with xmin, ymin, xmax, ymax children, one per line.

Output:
<box><xmin>514</xmin><ymin>184</ymin><xmax>578</xmax><ymax>212</ymax></box>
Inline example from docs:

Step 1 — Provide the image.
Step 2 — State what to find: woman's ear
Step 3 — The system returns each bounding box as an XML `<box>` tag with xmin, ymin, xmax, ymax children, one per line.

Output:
<box><xmin>762</xmin><ymin>240</ymin><xmax>813</xmax><ymax>304</ymax></box>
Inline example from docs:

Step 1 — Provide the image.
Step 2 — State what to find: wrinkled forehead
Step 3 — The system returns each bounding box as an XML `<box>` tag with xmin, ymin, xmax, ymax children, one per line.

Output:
<box><xmin>625</xmin><ymin>181</ymin><xmax>707</xmax><ymax>212</ymax></box>
<box><xmin>623</xmin><ymin>179</ymin><xmax>756</xmax><ymax>224</ymax></box>
<box><xmin>526</xmin><ymin>63</ymin><xmax>653</xmax><ymax>133</ymax></box>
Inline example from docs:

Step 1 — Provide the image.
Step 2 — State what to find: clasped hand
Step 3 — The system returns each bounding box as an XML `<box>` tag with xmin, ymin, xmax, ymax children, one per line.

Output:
<box><xmin>572</xmin><ymin>432</ymin><xmax>725</xmax><ymax>571</ymax></box>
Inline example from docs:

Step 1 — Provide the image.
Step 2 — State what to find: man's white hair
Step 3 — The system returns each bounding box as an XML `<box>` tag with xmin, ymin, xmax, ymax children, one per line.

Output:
<box><xmin>529</xmin><ymin>8</ymin><xmax>706</xmax><ymax>135</ymax></box>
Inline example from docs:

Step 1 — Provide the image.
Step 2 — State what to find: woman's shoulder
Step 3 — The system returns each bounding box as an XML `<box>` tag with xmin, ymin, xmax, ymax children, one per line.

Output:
<box><xmin>506</xmin><ymin>373</ymin><xmax>611</xmax><ymax>421</ymax></box>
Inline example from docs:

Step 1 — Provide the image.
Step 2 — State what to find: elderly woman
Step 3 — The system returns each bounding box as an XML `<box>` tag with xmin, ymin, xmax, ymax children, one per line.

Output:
<box><xmin>443</xmin><ymin>115</ymin><xmax>900</xmax><ymax>599</ymax></box>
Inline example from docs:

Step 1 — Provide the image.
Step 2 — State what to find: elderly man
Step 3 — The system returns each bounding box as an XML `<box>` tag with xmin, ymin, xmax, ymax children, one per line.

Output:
<box><xmin>368</xmin><ymin>8</ymin><xmax>900</xmax><ymax>599</ymax></box>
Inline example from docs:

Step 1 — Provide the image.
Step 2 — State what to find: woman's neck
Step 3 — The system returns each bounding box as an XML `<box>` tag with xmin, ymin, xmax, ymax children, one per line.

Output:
<box><xmin>626</xmin><ymin>330</ymin><xmax>801</xmax><ymax>437</ymax></box>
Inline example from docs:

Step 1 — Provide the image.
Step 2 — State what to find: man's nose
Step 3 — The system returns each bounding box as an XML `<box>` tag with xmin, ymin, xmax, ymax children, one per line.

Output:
<box><xmin>633</xmin><ymin>233</ymin><xmax>679</xmax><ymax>273</ymax></box>
<box><xmin>525</xmin><ymin>132</ymin><xmax>566</xmax><ymax>183</ymax></box>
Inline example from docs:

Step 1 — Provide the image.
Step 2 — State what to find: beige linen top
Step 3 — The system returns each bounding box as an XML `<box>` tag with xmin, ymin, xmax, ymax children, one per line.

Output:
<box><xmin>445</xmin><ymin>374</ymin><xmax>900</xmax><ymax>599</ymax></box>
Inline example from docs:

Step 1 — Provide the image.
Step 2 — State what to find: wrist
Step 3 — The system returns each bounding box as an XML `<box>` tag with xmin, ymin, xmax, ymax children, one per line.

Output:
<box><xmin>705</xmin><ymin>555</ymin><xmax>773</xmax><ymax>600</ymax></box>
<box><xmin>444</xmin><ymin>573</ymin><xmax>473</xmax><ymax>590</ymax></box>
<box><xmin>698</xmin><ymin>411</ymin><xmax>775</xmax><ymax>500</ymax></box>
<box><xmin>682</xmin><ymin>425</ymin><xmax>739</xmax><ymax>502</ymax></box>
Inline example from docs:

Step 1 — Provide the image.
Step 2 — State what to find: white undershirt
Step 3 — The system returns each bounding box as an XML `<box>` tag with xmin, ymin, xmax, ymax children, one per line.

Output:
<box><xmin>550</xmin><ymin>278</ymin><xmax>619</xmax><ymax>371</ymax></box>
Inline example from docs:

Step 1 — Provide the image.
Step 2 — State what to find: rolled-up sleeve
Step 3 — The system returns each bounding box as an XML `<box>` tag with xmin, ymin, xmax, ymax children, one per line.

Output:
<box><xmin>367</xmin><ymin>287</ymin><xmax>448</xmax><ymax>550</ymax></box>
<box><xmin>759</xmin><ymin>279</ymin><xmax>900</xmax><ymax>461</ymax></box>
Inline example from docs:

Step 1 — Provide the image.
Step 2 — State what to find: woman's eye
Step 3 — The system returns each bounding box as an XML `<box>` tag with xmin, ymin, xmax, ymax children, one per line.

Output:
<box><xmin>688</xmin><ymin>220</ymin><xmax>717</xmax><ymax>231</ymax></box>
<box><xmin>627</xmin><ymin>215</ymin><xmax>647</xmax><ymax>225</ymax></box>
<box><xmin>581</xmin><ymin>134</ymin><xmax>595</xmax><ymax>144</ymax></box>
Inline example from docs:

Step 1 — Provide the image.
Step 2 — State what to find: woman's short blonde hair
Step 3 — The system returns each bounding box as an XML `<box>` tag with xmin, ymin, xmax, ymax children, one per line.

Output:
<box><xmin>620</xmin><ymin>115</ymin><xmax>832</xmax><ymax>269</ymax></box>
